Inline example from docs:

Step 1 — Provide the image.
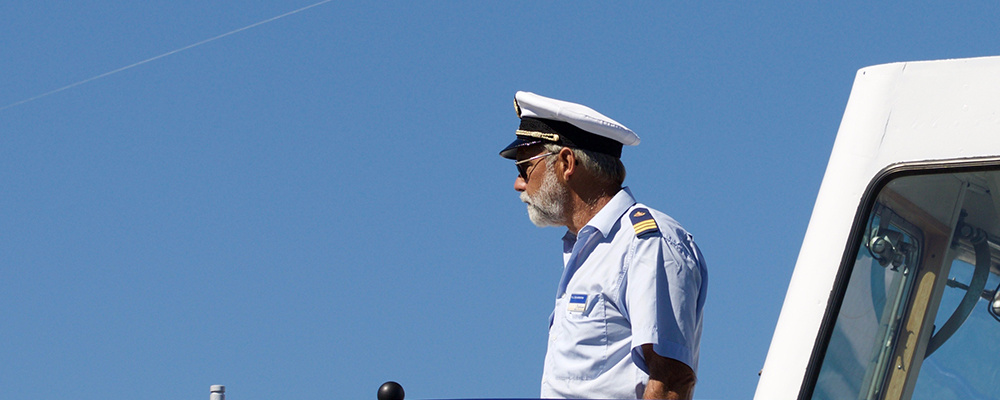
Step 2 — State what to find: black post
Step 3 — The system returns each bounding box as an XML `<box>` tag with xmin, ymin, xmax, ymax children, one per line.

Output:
<box><xmin>377</xmin><ymin>381</ymin><xmax>404</xmax><ymax>400</ymax></box>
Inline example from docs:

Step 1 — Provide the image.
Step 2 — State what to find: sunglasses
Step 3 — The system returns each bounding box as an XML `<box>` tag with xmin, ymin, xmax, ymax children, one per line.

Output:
<box><xmin>514</xmin><ymin>152</ymin><xmax>556</xmax><ymax>180</ymax></box>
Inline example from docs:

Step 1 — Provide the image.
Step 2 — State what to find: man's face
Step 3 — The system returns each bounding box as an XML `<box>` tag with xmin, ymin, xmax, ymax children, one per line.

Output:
<box><xmin>515</xmin><ymin>146</ymin><xmax>569</xmax><ymax>227</ymax></box>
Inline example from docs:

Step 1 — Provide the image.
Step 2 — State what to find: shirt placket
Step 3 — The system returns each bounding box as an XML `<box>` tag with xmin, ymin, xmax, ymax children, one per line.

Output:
<box><xmin>555</xmin><ymin>226</ymin><xmax>602</xmax><ymax>299</ymax></box>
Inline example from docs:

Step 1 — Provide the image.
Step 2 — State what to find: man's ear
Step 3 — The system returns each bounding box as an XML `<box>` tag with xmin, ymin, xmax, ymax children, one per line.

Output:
<box><xmin>557</xmin><ymin>147</ymin><xmax>576</xmax><ymax>180</ymax></box>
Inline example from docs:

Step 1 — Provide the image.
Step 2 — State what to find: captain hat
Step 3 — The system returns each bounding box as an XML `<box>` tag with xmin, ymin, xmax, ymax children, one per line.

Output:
<box><xmin>499</xmin><ymin>91</ymin><xmax>640</xmax><ymax>160</ymax></box>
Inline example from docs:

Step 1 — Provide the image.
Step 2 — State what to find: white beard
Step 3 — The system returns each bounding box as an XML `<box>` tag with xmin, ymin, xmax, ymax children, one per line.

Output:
<box><xmin>520</xmin><ymin>163</ymin><xmax>569</xmax><ymax>227</ymax></box>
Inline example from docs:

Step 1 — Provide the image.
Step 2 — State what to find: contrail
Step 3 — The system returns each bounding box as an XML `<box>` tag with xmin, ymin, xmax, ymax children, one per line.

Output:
<box><xmin>0</xmin><ymin>0</ymin><xmax>333</xmax><ymax>112</ymax></box>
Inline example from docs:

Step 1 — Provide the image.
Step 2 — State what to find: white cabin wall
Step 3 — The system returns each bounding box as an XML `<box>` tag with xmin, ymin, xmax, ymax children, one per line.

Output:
<box><xmin>755</xmin><ymin>56</ymin><xmax>1000</xmax><ymax>399</ymax></box>
<box><xmin>755</xmin><ymin>62</ymin><xmax>903</xmax><ymax>399</ymax></box>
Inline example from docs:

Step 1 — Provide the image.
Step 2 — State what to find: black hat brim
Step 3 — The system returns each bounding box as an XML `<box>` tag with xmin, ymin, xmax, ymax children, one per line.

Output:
<box><xmin>499</xmin><ymin>137</ymin><xmax>544</xmax><ymax>159</ymax></box>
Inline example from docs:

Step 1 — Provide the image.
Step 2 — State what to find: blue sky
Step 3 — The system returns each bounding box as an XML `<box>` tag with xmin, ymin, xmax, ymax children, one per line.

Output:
<box><xmin>2</xmin><ymin>2</ymin><xmax>999</xmax><ymax>399</ymax></box>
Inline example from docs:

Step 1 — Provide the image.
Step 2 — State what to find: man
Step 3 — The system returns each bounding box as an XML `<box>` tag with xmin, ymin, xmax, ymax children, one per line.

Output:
<box><xmin>500</xmin><ymin>92</ymin><xmax>708</xmax><ymax>399</ymax></box>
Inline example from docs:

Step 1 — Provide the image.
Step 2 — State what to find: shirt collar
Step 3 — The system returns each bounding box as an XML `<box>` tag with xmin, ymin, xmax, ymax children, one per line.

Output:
<box><xmin>564</xmin><ymin>187</ymin><xmax>636</xmax><ymax>240</ymax></box>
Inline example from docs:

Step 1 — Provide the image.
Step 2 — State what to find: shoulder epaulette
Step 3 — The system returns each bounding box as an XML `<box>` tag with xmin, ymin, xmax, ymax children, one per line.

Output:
<box><xmin>629</xmin><ymin>207</ymin><xmax>660</xmax><ymax>237</ymax></box>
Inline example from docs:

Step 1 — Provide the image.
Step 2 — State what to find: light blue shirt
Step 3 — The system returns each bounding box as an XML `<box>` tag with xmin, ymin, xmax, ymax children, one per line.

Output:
<box><xmin>541</xmin><ymin>187</ymin><xmax>708</xmax><ymax>399</ymax></box>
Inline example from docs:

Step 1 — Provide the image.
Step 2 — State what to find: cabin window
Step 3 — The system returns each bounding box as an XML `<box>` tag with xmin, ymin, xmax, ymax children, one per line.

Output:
<box><xmin>811</xmin><ymin>168</ymin><xmax>1000</xmax><ymax>400</ymax></box>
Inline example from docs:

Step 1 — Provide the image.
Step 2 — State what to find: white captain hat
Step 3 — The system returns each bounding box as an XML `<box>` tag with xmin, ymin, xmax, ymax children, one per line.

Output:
<box><xmin>499</xmin><ymin>91</ymin><xmax>640</xmax><ymax>159</ymax></box>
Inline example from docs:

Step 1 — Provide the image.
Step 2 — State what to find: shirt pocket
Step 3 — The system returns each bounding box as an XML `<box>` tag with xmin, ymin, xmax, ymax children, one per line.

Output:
<box><xmin>554</xmin><ymin>293</ymin><xmax>609</xmax><ymax>380</ymax></box>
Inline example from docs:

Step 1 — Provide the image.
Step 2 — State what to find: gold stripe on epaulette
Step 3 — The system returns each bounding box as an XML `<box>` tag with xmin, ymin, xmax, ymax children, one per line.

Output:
<box><xmin>633</xmin><ymin>220</ymin><xmax>658</xmax><ymax>232</ymax></box>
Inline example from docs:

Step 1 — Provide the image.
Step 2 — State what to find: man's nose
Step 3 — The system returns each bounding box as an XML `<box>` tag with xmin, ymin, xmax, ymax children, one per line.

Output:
<box><xmin>514</xmin><ymin>175</ymin><xmax>527</xmax><ymax>192</ymax></box>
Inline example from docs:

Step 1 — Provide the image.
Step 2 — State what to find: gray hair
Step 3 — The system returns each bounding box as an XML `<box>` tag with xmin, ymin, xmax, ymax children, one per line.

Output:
<box><xmin>543</xmin><ymin>144</ymin><xmax>626</xmax><ymax>187</ymax></box>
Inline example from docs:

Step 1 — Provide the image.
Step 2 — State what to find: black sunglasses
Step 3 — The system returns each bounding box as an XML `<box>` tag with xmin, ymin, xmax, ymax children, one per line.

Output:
<box><xmin>514</xmin><ymin>152</ymin><xmax>556</xmax><ymax>180</ymax></box>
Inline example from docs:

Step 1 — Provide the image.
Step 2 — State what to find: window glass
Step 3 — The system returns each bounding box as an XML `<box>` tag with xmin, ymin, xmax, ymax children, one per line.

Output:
<box><xmin>910</xmin><ymin>259</ymin><xmax>1000</xmax><ymax>399</ymax></box>
<box><xmin>811</xmin><ymin>169</ymin><xmax>1000</xmax><ymax>400</ymax></box>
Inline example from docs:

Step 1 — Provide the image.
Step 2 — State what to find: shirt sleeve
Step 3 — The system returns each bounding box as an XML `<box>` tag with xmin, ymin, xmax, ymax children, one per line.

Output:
<box><xmin>623</xmin><ymin>232</ymin><xmax>704</xmax><ymax>374</ymax></box>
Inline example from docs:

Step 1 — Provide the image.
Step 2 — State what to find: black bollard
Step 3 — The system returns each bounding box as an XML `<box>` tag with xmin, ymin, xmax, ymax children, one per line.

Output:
<box><xmin>377</xmin><ymin>381</ymin><xmax>404</xmax><ymax>400</ymax></box>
